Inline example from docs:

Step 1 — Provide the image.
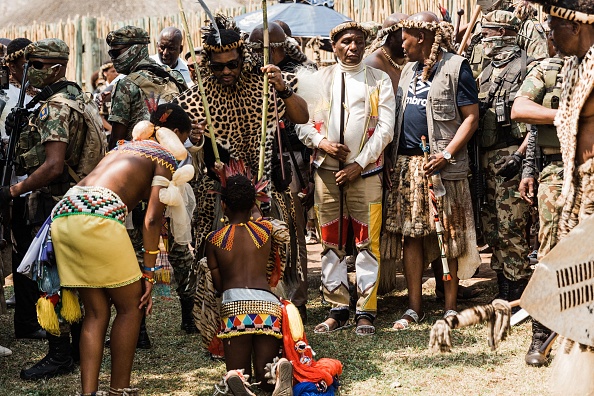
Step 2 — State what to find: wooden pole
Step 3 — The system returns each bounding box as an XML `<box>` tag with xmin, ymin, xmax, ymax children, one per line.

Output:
<box><xmin>421</xmin><ymin>136</ymin><xmax>452</xmax><ymax>281</ymax></box>
<box><xmin>177</xmin><ymin>0</ymin><xmax>220</xmax><ymax>164</ymax></box>
<box><xmin>258</xmin><ymin>0</ymin><xmax>270</xmax><ymax>180</ymax></box>
<box><xmin>457</xmin><ymin>5</ymin><xmax>482</xmax><ymax>55</ymax></box>
<box><xmin>338</xmin><ymin>72</ymin><xmax>346</xmax><ymax>252</ymax></box>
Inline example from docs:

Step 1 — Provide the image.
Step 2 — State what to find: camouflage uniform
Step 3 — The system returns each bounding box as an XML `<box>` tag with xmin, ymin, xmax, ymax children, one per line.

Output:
<box><xmin>466</xmin><ymin>12</ymin><xmax>548</xmax><ymax>78</ymax></box>
<box><xmin>106</xmin><ymin>26</ymin><xmax>194</xmax><ymax>333</ymax></box>
<box><xmin>108</xmin><ymin>26</ymin><xmax>186</xmax><ymax>140</ymax></box>
<box><xmin>516</xmin><ymin>57</ymin><xmax>564</xmax><ymax>259</ymax></box>
<box><xmin>16</xmin><ymin>38</ymin><xmax>85</xmax><ymax>380</ymax></box>
<box><xmin>477</xmin><ymin>11</ymin><xmax>533</xmax><ymax>285</ymax></box>
<box><xmin>515</xmin><ymin>55</ymin><xmax>564</xmax><ymax>367</ymax></box>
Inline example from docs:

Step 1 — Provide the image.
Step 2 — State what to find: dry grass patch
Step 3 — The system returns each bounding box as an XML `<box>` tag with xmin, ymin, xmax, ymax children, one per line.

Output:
<box><xmin>0</xmin><ymin>275</ymin><xmax>553</xmax><ymax>395</ymax></box>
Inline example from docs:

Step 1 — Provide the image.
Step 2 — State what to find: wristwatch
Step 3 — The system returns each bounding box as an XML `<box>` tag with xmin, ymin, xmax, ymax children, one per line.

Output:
<box><xmin>442</xmin><ymin>150</ymin><xmax>453</xmax><ymax>163</ymax></box>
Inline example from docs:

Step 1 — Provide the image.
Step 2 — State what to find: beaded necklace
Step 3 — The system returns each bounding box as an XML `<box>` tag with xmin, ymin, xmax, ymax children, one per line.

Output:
<box><xmin>381</xmin><ymin>47</ymin><xmax>405</xmax><ymax>71</ymax></box>
<box><xmin>109</xmin><ymin>140</ymin><xmax>178</xmax><ymax>174</ymax></box>
<box><xmin>208</xmin><ymin>219</ymin><xmax>272</xmax><ymax>251</ymax></box>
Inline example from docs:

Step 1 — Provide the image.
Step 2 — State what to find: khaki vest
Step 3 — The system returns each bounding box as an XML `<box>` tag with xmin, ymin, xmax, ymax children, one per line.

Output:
<box><xmin>478</xmin><ymin>50</ymin><xmax>530</xmax><ymax>148</ymax></box>
<box><xmin>396</xmin><ymin>52</ymin><xmax>469</xmax><ymax>180</ymax></box>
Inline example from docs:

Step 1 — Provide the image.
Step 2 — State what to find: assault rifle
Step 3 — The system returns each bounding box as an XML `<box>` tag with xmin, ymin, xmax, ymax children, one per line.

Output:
<box><xmin>2</xmin><ymin>62</ymin><xmax>30</xmax><ymax>187</ymax></box>
<box><xmin>468</xmin><ymin>134</ymin><xmax>486</xmax><ymax>243</ymax></box>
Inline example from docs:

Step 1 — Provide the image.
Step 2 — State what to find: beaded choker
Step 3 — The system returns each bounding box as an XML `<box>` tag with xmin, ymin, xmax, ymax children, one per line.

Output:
<box><xmin>208</xmin><ymin>219</ymin><xmax>272</xmax><ymax>251</ymax></box>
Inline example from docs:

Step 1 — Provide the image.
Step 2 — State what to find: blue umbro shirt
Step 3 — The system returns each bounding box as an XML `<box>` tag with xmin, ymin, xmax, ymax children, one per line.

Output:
<box><xmin>399</xmin><ymin>60</ymin><xmax>478</xmax><ymax>150</ymax></box>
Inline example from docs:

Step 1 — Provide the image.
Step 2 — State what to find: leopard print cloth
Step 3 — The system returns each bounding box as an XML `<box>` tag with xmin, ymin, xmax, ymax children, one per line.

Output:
<box><xmin>555</xmin><ymin>44</ymin><xmax>594</xmax><ymax>237</ymax></box>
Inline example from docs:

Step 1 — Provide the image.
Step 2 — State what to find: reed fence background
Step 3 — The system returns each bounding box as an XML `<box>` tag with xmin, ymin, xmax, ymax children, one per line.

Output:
<box><xmin>0</xmin><ymin>0</ymin><xmax>527</xmax><ymax>90</ymax></box>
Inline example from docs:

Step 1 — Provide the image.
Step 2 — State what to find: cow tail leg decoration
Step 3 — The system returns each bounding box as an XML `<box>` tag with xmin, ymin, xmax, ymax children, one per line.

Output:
<box><xmin>429</xmin><ymin>299</ymin><xmax>513</xmax><ymax>353</ymax></box>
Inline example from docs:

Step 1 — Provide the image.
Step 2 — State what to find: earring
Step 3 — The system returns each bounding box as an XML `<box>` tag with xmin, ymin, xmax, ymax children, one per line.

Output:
<box><xmin>249</xmin><ymin>216</ymin><xmax>254</xmax><ymax>221</ymax></box>
<box><xmin>220</xmin><ymin>217</ymin><xmax>225</xmax><ymax>223</ymax></box>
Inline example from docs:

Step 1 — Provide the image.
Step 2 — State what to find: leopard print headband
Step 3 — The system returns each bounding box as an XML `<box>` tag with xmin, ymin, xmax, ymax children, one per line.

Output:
<box><xmin>4</xmin><ymin>48</ymin><xmax>25</xmax><ymax>63</ymax></box>
<box><xmin>203</xmin><ymin>39</ymin><xmax>244</xmax><ymax>54</ymax></box>
<box><xmin>545</xmin><ymin>4</ymin><xmax>594</xmax><ymax>24</ymax></box>
<box><xmin>366</xmin><ymin>24</ymin><xmax>402</xmax><ymax>55</ymax></box>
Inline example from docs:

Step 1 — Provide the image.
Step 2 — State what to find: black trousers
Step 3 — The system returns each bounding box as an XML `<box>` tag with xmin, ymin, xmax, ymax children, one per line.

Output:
<box><xmin>11</xmin><ymin>196</ymin><xmax>41</xmax><ymax>337</ymax></box>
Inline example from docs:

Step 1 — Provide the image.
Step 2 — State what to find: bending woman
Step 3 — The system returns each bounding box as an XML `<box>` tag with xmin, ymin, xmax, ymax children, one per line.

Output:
<box><xmin>51</xmin><ymin>103</ymin><xmax>191</xmax><ymax>395</ymax></box>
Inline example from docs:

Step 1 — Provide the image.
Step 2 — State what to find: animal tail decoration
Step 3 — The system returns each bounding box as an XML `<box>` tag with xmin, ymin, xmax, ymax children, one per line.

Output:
<box><xmin>429</xmin><ymin>299</ymin><xmax>514</xmax><ymax>353</ymax></box>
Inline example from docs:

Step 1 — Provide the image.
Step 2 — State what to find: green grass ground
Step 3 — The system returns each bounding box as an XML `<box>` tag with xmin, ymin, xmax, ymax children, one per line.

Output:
<box><xmin>0</xmin><ymin>266</ymin><xmax>553</xmax><ymax>395</ymax></box>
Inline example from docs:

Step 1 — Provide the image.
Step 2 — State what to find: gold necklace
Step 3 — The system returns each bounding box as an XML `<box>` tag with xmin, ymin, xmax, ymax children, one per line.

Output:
<box><xmin>381</xmin><ymin>47</ymin><xmax>405</xmax><ymax>71</ymax></box>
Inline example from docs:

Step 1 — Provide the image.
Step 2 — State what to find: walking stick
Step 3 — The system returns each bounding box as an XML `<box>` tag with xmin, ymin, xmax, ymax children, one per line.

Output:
<box><xmin>258</xmin><ymin>0</ymin><xmax>270</xmax><ymax>180</ymax></box>
<box><xmin>272</xmin><ymin>89</ymin><xmax>286</xmax><ymax>182</ymax></box>
<box><xmin>179</xmin><ymin>0</ymin><xmax>221</xmax><ymax>165</ymax></box>
<box><xmin>421</xmin><ymin>136</ymin><xmax>451</xmax><ymax>281</ymax></box>
<box><xmin>338</xmin><ymin>72</ymin><xmax>346</xmax><ymax>251</ymax></box>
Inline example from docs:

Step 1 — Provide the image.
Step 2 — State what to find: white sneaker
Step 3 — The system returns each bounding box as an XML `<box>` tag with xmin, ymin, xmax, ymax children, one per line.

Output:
<box><xmin>0</xmin><ymin>345</ymin><xmax>12</xmax><ymax>357</ymax></box>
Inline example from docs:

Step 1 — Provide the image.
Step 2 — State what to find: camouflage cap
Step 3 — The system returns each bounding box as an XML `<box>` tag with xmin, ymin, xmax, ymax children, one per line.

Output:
<box><xmin>106</xmin><ymin>26</ymin><xmax>151</xmax><ymax>46</ymax></box>
<box><xmin>25</xmin><ymin>38</ymin><xmax>69</xmax><ymax>60</ymax></box>
<box><xmin>482</xmin><ymin>10</ymin><xmax>521</xmax><ymax>31</ymax></box>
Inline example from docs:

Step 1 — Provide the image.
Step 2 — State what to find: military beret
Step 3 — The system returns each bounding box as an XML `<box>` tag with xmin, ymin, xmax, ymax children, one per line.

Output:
<box><xmin>106</xmin><ymin>26</ymin><xmax>151</xmax><ymax>46</ymax></box>
<box><xmin>330</xmin><ymin>21</ymin><xmax>369</xmax><ymax>42</ymax></box>
<box><xmin>25</xmin><ymin>38</ymin><xmax>69</xmax><ymax>61</ymax></box>
<box><xmin>482</xmin><ymin>10</ymin><xmax>521</xmax><ymax>31</ymax></box>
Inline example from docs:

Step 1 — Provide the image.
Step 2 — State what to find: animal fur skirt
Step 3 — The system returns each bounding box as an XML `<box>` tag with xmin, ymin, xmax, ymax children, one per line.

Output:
<box><xmin>382</xmin><ymin>154</ymin><xmax>480</xmax><ymax>279</ymax></box>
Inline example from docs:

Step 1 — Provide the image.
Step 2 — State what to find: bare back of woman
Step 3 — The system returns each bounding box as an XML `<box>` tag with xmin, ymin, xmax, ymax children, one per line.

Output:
<box><xmin>206</xmin><ymin>173</ymin><xmax>283</xmax><ymax>393</ymax></box>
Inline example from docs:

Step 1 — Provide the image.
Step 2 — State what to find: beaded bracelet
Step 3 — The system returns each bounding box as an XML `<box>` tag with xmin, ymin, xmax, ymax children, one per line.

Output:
<box><xmin>142</xmin><ymin>265</ymin><xmax>162</xmax><ymax>272</ymax></box>
<box><xmin>142</xmin><ymin>248</ymin><xmax>160</xmax><ymax>255</ymax></box>
<box><xmin>142</xmin><ymin>274</ymin><xmax>156</xmax><ymax>284</ymax></box>
<box><xmin>277</xmin><ymin>85</ymin><xmax>294</xmax><ymax>100</ymax></box>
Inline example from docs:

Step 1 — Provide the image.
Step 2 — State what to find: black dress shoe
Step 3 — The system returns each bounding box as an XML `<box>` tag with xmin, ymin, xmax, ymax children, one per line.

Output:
<box><xmin>5</xmin><ymin>295</ymin><xmax>15</xmax><ymax>308</ymax></box>
<box><xmin>16</xmin><ymin>329</ymin><xmax>47</xmax><ymax>340</ymax></box>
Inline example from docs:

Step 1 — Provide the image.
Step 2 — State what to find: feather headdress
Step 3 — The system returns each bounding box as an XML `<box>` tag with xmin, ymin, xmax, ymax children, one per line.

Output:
<box><xmin>209</xmin><ymin>159</ymin><xmax>270</xmax><ymax>203</ymax></box>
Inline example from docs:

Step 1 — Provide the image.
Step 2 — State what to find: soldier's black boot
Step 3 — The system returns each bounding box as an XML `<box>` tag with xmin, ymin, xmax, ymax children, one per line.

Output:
<box><xmin>525</xmin><ymin>320</ymin><xmax>552</xmax><ymax>367</ymax></box>
<box><xmin>180</xmin><ymin>297</ymin><xmax>199</xmax><ymax>334</ymax></box>
<box><xmin>20</xmin><ymin>333</ymin><xmax>75</xmax><ymax>380</ymax></box>
<box><xmin>508</xmin><ymin>278</ymin><xmax>528</xmax><ymax>313</ymax></box>
<box><xmin>496</xmin><ymin>272</ymin><xmax>509</xmax><ymax>301</ymax></box>
<box><xmin>136</xmin><ymin>315</ymin><xmax>152</xmax><ymax>349</ymax></box>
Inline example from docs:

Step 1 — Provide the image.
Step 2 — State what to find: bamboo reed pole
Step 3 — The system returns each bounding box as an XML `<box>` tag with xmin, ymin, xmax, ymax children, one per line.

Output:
<box><xmin>258</xmin><ymin>0</ymin><xmax>270</xmax><ymax>180</ymax></box>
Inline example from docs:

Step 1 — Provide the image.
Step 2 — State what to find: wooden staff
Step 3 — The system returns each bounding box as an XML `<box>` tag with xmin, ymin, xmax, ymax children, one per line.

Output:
<box><xmin>257</xmin><ymin>0</ymin><xmax>270</xmax><ymax>180</ymax></box>
<box><xmin>338</xmin><ymin>72</ymin><xmax>346</xmax><ymax>252</ymax></box>
<box><xmin>421</xmin><ymin>136</ymin><xmax>451</xmax><ymax>281</ymax></box>
<box><xmin>457</xmin><ymin>4</ymin><xmax>482</xmax><ymax>55</ymax></box>
<box><xmin>177</xmin><ymin>0</ymin><xmax>220</xmax><ymax>165</ymax></box>
<box><xmin>271</xmin><ymin>89</ymin><xmax>286</xmax><ymax>182</ymax></box>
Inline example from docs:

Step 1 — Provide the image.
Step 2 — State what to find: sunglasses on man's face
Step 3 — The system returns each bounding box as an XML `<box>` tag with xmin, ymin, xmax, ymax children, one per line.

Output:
<box><xmin>28</xmin><ymin>61</ymin><xmax>61</xmax><ymax>70</ymax></box>
<box><xmin>208</xmin><ymin>59</ymin><xmax>241</xmax><ymax>72</ymax></box>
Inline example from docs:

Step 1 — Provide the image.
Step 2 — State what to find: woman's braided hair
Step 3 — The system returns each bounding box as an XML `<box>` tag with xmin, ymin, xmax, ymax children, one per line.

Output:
<box><xmin>401</xmin><ymin>20</ymin><xmax>456</xmax><ymax>81</ymax></box>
